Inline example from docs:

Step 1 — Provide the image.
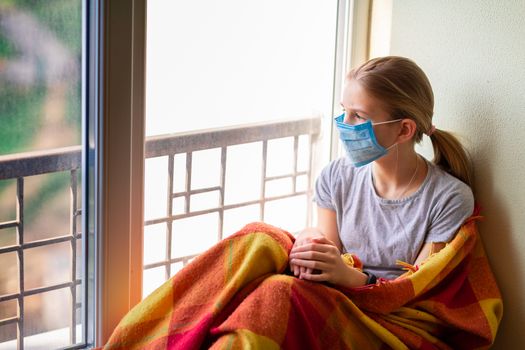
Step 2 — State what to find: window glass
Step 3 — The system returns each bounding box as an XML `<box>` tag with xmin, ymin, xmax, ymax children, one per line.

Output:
<box><xmin>146</xmin><ymin>0</ymin><xmax>337</xmax><ymax>135</ymax></box>
<box><xmin>144</xmin><ymin>0</ymin><xmax>337</xmax><ymax>297</ymax></box>
<box><xmin>0</xmin><ymin>1</ymin><xmax>84</xmax><ymax>348</ymax></box>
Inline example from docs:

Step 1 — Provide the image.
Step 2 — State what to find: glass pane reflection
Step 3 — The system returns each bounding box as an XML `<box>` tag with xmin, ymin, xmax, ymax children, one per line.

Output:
<box><xmin>0</xmin><ymin>1</ymin><xmax>84</xmax><ymax>349</ymax></box>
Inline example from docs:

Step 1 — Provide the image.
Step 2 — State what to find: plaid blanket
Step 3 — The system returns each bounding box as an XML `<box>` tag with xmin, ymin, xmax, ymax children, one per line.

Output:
<box><xmin>102</xmin><ymin>216</ymin><xmax>502</xmax><ymax>349</ymax></box>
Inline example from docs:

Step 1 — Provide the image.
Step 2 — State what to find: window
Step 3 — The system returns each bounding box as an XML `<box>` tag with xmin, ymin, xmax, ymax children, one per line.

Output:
<box><xmin>138</xmin><ymin>0</ymin><xmax>373</xmax><ymax>301</ymax></box>
<box><xmin>96</xmin><ymin>0</ymin><xmax>370</xmax><ymax>345</ymax></box>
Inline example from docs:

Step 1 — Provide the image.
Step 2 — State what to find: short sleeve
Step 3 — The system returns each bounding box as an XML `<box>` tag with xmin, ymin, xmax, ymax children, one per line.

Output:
<box><xmin>313</xmin><ymin>162</ymin><xmax>337</xmax><ymax>211</ymax></box>
<box><xmin>426</xmin><ymin>182</ymin><xmax>474</xmax><ymax>243</ymax></box>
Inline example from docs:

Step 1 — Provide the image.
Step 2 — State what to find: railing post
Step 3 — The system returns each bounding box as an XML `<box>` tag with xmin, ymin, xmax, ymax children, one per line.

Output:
<box><xmin>218</xmin><ymin>147</ymin><xmax>227</xmax><ymax>241</ymax></box>
<box><xmin>16</xmin><ymin>177</ymin><xmax>24</xmax><ymax>350</ymax></box>
<box><xmin>70</xmin><ymin>169</ymin><xmax>78</xmax><ymax>344</ymax></box>
<box><xmin>260</xmin><ymin>141</ymin><xmax>268</xmax><ymax>221</ymax></box>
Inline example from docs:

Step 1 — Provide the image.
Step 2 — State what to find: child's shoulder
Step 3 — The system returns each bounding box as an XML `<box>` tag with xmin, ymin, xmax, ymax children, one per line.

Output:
<box><xmin>427</xmin><ymin>161</ymin><xmax>474</xmax><ymax>204</ymax></box>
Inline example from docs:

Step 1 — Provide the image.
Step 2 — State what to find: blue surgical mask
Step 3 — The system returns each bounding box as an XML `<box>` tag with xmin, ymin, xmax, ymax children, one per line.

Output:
<box><xmin>335</xmin><ymin>113</ymin><xmax>402</xmax><ymax>167</ymax></box>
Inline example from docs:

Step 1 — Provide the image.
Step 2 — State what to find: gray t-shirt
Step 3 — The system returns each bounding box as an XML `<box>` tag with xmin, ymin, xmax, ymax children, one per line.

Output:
<box><xmin>314</xmin><ymin>156</ymin><xmax>474</xmax><ymax>280</ymax></box>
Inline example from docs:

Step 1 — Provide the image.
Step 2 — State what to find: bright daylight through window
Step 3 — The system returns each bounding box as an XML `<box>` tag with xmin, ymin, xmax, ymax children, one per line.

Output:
<box><xmin>142</xmin><ymin>0</ymin><xmax>339</xmax><ymax>298</ymax></box>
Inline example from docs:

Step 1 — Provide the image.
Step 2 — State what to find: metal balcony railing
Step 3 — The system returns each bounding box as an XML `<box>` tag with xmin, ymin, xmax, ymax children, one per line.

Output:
<box><xmin>0</xmin><ymin>146</ymin><xmax>82</xmax><ymax>350</ymax></box>
<box><xmin>143</xmin><ymin>117</ymin><xmax>321</xmax><ymax>281</ymax></box>
<box><xmin>0</xmin><ymin>116</ymin><xmax>321</xmax><ymax>349</ymax></box>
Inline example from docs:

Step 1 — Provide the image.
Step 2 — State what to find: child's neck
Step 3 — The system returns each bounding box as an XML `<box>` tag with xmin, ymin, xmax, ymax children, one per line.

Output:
<box><xmin>372</xmin><ymin>148</ymin><xmax>426</xmax><ymax>200</ymax></box>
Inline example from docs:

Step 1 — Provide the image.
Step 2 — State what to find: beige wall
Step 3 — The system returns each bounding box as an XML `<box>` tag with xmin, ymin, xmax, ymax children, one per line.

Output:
<box><xmin>386</xmin><ymin>0</ymin><xmax>525</xmax><ymax>348</ymax></box>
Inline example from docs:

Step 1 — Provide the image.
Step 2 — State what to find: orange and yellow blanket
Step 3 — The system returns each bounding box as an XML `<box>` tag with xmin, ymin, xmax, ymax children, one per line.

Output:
<box><xmin>102</xmin><ymin>217</ymin><xmax>502</xmax><ymax>349</ymax></box>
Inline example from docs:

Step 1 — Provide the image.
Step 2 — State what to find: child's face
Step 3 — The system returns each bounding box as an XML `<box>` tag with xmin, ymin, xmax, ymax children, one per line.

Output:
<box><xmin>340</xmin><ymin>79</ymin><xmax>401</xmax><ymax>150</ymax></box>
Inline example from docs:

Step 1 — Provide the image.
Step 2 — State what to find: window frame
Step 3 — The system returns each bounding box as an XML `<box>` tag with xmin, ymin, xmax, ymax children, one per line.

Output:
<box><xmin>89</xmin><ymin>0</ymin><xmax>146</xmax><ymax>346</ymax></box>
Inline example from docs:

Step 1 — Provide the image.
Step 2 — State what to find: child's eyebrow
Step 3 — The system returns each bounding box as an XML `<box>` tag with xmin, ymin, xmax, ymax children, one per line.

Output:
<box><xmin>340</xmin><ymin>103</ymin><xmax>370</xmax><ymax>116</ymax></box>
<box><xmin>341</xmin><ymin>104</ymin><xmax>370</xmax><ymax>117</ymax></box>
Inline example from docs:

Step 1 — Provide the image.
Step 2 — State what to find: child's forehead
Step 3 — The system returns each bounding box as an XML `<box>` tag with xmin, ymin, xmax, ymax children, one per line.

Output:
<box><xmin>341</xmin><ymin>82</ymin><xmax>391</xmax><ymax>118</ymax></box>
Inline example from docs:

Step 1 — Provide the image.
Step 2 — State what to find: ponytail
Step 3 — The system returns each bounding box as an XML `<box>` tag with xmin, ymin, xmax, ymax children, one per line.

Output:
<box><xmin>430</xmin><ymin>129</ymin><xmax>473</xmax><ymax>188</ymax></box>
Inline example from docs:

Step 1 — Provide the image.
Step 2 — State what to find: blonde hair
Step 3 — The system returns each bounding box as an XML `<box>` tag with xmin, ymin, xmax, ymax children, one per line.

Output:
<box><xmin>347</xmin><ymin>56</ymin><xmax>473</xmax><ymax>188</ymax></box>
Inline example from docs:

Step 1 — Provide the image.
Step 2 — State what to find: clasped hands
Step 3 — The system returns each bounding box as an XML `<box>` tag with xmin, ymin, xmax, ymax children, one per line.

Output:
<box><xmin>288</xmin><ymin>229</ymin><xmax>367</xmax><ymax>288</ymax></box>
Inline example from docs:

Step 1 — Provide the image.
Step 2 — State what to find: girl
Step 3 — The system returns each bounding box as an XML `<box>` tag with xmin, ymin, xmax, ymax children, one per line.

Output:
<box><xmin>289</xmin><ymin>56</ymin><xmax>474</xmax><ymax>287</ymax></box>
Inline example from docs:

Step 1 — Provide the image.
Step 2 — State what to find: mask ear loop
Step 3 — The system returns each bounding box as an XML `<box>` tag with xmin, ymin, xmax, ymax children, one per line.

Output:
<box><xmin>373</xmin><ymin>121</ymin><xmax>401</xmax><ymax>186</ymax></box>
<box><xmin>393</xmin><ymin>120</ymin><xmax>406</xmax><ymax>182</ymax></box>
<box><xmin>373</xmin><ymin>143</ymin><xmax>399</xmax><ymax>187</ymax></box>
<box><xmin>395</xmin><ymin>143</ymin><xmax>399</xmax><ymax>184</ymax></box>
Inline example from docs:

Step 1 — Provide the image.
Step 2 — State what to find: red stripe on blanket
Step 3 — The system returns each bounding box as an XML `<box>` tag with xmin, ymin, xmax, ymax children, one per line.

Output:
<box><xmin>425</xmin><ymin>258</ymin><xmax>478</xmax><ymax>308</ymax></box>
<box><xmin>282</xmin><ymin>280</ymin><xmax>328</xmax><ymax>349</ymax></box>
<box><xmin>166</xmin><ymin>313</ymin><xmax>215</xmax><ymax>349</ymax></box>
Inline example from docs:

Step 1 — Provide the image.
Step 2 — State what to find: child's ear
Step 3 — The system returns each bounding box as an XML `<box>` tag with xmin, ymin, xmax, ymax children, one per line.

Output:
<box><xmin>398</xmin><ymin>118</ymin><xmax>417</xmax><ymax>143</ymax></box>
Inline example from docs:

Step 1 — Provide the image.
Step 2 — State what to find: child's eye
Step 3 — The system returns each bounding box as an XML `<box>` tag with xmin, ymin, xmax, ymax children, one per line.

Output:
<box><xmin>353</xmin><ymin>112</ymin><xmax>366</xmax><ymax>121</ymax></box>
<box><xmin>341</xmin><ymin>109</ymin><xmax>367</xmax><ymax>123</ymax></box>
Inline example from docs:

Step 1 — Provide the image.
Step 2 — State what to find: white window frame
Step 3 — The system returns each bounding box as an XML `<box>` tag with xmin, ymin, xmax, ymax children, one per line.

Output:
<box><xmin>91</xmin><ymin>0</ymin><xmax>146</xmax><ymax>345</ymax></box>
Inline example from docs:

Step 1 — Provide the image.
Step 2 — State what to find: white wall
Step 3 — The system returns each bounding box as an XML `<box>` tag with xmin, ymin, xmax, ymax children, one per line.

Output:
<box><xmin>387</xmin><ymin>0</ymin><xmax>525</xmax><ymax>348</ymax></box>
